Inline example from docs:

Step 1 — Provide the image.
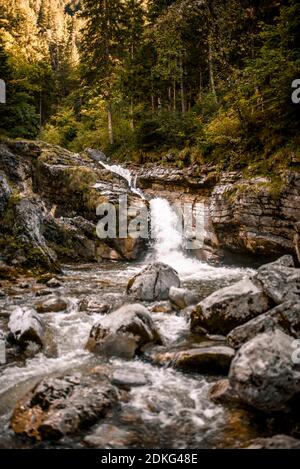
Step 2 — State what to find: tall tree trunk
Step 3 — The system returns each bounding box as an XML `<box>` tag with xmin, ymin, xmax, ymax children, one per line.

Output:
<box><xmin>208</xmin><ymin>35</ymin><xmax>218</xmax><ymax>103</ymax></box>
<box><xmin>107</xmin><ymin>100</ymin><xmax>114</xmax><ymax>145</ymax></box>
<box><xmin>130</xmin><ymin>98</ymin><xmax>134</xmax><ymax>130</ymax></box>
<box><xmin>199</xmin><ymin>69</ymin><xmax>203</xmax><ymax>100</ymax></box>
<box><xmin>39</xmin><ymin>92</ymin><xmax>43</xmax><ymax>129</ymax></box>
<box><xmin>168</xmin><ymin>86</ymin><xmax>172</xmax><ymax>111</ymax></box>
<box><xmin>151</xmin><ymin>94</ymin><xmax>155</xmax><ymax>113</ymax></box>
<box><xmin>173</xmin><ymin>78</ymin><xmax>176</xmax><ymax>112</ymax></box>
<box><xmin>180</xmin><ymin>55</ymin><xmax>186</xmax><ymax>114</ymax></box>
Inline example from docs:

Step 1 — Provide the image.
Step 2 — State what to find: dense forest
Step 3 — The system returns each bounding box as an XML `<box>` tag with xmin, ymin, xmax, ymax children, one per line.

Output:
<box><xmin>0</xmin><ymin>0</ymin><xmax>300</xmax><ymax>172</ymax></box>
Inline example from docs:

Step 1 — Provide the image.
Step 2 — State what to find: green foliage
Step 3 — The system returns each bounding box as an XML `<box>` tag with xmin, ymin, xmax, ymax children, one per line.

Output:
<box><xmin>1</xmin><ymin>0</ymin><xmax>299</xmax><ymax>172</ymax></box>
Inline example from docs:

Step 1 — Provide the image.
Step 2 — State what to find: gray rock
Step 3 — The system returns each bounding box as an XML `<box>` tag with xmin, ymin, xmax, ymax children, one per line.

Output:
<box><xmin>246</xmin><ymin>434</ymin><xmax>300</xmax><ymax>449</ymax></box>
<box><xmin>79</xmin><ymin>297</ymin><xmax>111</xmax><ymax>315</ymax></box>
<box><xmin>46</xmin><ymin>278</ymin><xmax>62</xmax><ymax>288</ymax></box>
<box><xmin>210</xmin><ymin>172</ymin><xmax>300</xmax><ymax>258</ymax></box>
<box><xmin>0</xmin><ymin>330</ymin><xmax>6</xmax><ymax>365</ymax></box>
<box><xmin>85</xmin><ymin>148</ymin><xmax>109</xmax><ymax>163</ymax></box>
<box><xmin>151</xmin><ymin>346</ymin><xmax>235</xmax><ymax>375</ymax></box>
<box><xmin>112</xmin><ymin>369</ymin><xmax>149</xmax><ymax>389</ymax></box>
<box><xmin>229</xmin><ymin>329</ymin><xmax>300</xmax><ymax>412</ymax></box>
<box><xmin>8</xmin><ymin>307</ymin><xmax>44</xmax><ymax>348</ymax></box>
<box><xmin>191</xmin><ymin>278</ymin><xmax>271</xmax><ymax>335</ymax></box>
<box><xmin>227</xmin><ymin>301</ymin><xmax>300</xmax><ymax>349</ymax></box>
<box><xmin>35</xmin><ymin>297</ymin><xmax>68</xmax><ymax>313</ymax></box>
<box><xmin>11</xmin><ymin>371</ymin><xmax>118</xmax><ymax>440</ymax></box>
<box><xmin>0</xmin><ymin>172</ymin><xmax>12</xmax><ymax>214</ymax></box>
<box><xmin>254</xmin><ymin>255</ymin><xmax>300</xmax><ymax>304</ymax></box>
<box><xmin>169</xmin><ymin>287</ymin><xmax>200</xmax><ymax>310</ymax></box>
<box><xmin>149</xmin><ymin>301</ymin><xmax>173</xmax><ymax>314</ymax></box>
<box><xmin>127</xmin><ymin>263</ymin><xmax>180</xmax><ymax>301</ymax></box>
<box><xmin>208</xmin><ymin>379</ymin><xmax>239</xmax><ymax>404</ymax></box>
<box><xmin>86</xmin><ymin>304</ymin><xmax>163</xmax><ymax>358</ymax></box>
<box><xmin>15</xmin><ymin>198</ymin><xmax>58</xmax><ymax>271</ymax></box>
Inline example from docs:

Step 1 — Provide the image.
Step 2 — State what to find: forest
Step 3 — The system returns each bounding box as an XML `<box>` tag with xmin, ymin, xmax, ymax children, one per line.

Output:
<box><xmin>1</xmin><ymin>1</ymin><xmax>300</xmax><ymax>454</ymax></box>
<box><xmin>0</xmin><ymin>0</ymin><xmax>300</xmax><ymax>172</ymax></box>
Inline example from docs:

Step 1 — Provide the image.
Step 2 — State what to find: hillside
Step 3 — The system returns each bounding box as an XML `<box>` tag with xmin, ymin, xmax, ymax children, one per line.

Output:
<box><xmin>0</xmin><ymin>1</ymin><xmax>299</xmax><ymax>173</ymax></box>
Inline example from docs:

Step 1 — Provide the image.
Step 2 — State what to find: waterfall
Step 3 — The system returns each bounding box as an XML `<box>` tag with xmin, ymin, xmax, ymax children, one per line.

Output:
<box><xmin>93</xmin><ymin>161</ymin><xmax>251</xmax><ymax>280</ymax></box>
<box><xmin>150</xmin><ymin>197</ymin><xmax>250</xmax><ymax>280</ymax></box>
<box><xmin>95</xmin><ymin>161</ymin><xmax>145</xmax><ymax>198</ymax></box>
<box><xmin>150</xmin><ymin>197</ymin><xmax>204</xmax><ymax>277</ymax></box>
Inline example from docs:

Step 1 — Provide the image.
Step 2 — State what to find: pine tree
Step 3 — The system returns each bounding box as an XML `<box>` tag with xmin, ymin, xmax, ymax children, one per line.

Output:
<box><xmin>81</xmin><ymin>0</ymin><xmax>126</xmax><ymax>144</ymax></box>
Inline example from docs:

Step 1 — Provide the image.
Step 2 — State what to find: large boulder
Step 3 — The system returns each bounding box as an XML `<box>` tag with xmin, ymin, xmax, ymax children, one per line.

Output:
<box><xmin>227</xmin><ymin>301</ymin><xmax>300</xmax><ymax>349</ymax></box>
<box><xmin>191</xmin><ymin>278</ymin><xmax>271</xmax><ymax>335</ymax></box>
<box><xmin>86</xmin><ymin>304</ymin><xmax>163</xmax><ymax>358</ymax></box>
<box><xmin>151</xmin><ymin>346</ymin><xmax>235</xmax><ymax>375</ymax></box>
<box><xmin>169</xmin><ymin>286</ymin><xmax>201</xmax><ymax>311</ymax></box>
<box><xmin>254</xmin><ymin>255</ymin><xmax>300</xmax><ymax>304</ymax></box>
<box><xmin>127</xmin><ymin>263</ymin><xmax>180</xmax><ymax>301</ymax></box>
<box><xmin>10</xmin><ymin>370</ymin><xmax>118</xmax><ymax>440</ymax></box>
<box><xmin>229</xmin><ymin>329</ymin><xmax>300</xmax><ymax>412</ymax></box>
<box><xmin>246</xmin><ymin>435</ymin><xmax>300</xmax><ymax>449</ymax></box>
<box><xmin>14</xmin><ymin>198</ymin><xmax>59</xmax><ymax>271</ymax></box>
<box><xmin>8</xmin><ymin>307</ymin><xmax>44</xmax><ymax>348</ymax></box>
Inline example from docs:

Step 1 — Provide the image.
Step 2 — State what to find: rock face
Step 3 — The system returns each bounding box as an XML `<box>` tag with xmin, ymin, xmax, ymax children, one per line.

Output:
<box><xmin>227</xmin><ymin>301</ymin><xmax>300</xmax><ymax>349</ymax></box>
<box><xmin>8</xmin><ymin>307</ymin><xmax>44</xmax><ymax>348</ymax></box>
<box><xmin>246</xmin><ymin>435</ymin><xmax>300</xmax><ymax>449</ymax></box>
<box><xmin>86</xmin><ymin>304</ymin><xmax>162</xmax><ymax>358</ymax></box>
<box><xmin>0</xmin><ymin>173</ymin><xmax>11</xmax><ymax>214</ymax></box>
<box><xmin>254</xmin><ymin>255</ymin><xmax>300</xmax><ymax>304</ymax></box>
<box><xmin>127</xmin><ymin>263</ymin><xmax>180</xmax><ymax>301</ymax></box>
<box><xmin>191</xmin><ymin>278</ymin><xmax>271</xmax><ymax>335</ymax></box>
<box><xmin>151</xmin><ymin>346</ymin><xmax>235</xmax><ymax>374</ymax></box>
<box><xmin>210</xmin><ymin>172</ymin><xmax>300</xmax><ymax>259</ymax></box>
<box><xmin>229</xmin><ymin>330</ymin><xmax>300</xmax><ymax>412</ymax></box>
<box><xmin>138</xmin><ymin>165</ymin><xmax>300</xmax><ymax>261</ymax></box>
<box><xmin>10</xmin><ymin>371</ymin><xmax>118</xmax><ymax>440</ymax></box>
<box><xmin>0</xmin><ymin>140</ymin><xmax>146</xmax><ymax>277</ymax></box>
<box><xmin>169</xmin><ymin>287</ymin><xmax>201</xmax><ymax>311</ymax></box>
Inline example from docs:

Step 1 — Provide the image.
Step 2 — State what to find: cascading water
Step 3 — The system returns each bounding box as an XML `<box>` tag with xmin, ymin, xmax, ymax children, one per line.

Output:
<box><xmin>94</xmin><ymin>160</ymin><xmax>145</xmax><ymax>198</ymax></box>
<box><xmin>150</xmin><ymin>197</ymin><xmax>252</xmax><ymax>281</ymax></box>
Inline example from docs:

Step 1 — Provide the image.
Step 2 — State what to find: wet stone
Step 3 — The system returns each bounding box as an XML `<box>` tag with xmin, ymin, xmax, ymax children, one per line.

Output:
<box><xmin>10</xmin><ymin>371</ymin><xmax>119</xmax><ymax>440</ymax></box>
<box><xmin>35</xmin><ymin>297</ymin><xmax>68</xmax><ymax>313</ymax></box>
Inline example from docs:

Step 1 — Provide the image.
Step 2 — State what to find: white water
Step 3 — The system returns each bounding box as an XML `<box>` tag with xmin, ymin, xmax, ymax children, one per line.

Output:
<box><xmin>94</xmin><ymin>161</ymin><xmax>145</xmax><ymax>198</ymax></box>
<box><xmin>150</xmin><ymin>197</ymin><xmax>252</xmax><ymax>281</ymax></box>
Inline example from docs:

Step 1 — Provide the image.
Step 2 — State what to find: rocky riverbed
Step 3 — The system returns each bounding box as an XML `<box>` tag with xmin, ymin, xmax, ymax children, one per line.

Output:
<box><xmin>1</xmin><ymin>140</ymin><xmax>300</xmax><ymax>449</ymax></box>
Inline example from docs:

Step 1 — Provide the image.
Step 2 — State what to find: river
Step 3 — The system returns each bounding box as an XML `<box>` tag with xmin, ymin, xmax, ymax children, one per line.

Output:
<box><xmin>0</xmin><ymin>163</ymin><xmax>262</xmax><ymax>449</ymax></box>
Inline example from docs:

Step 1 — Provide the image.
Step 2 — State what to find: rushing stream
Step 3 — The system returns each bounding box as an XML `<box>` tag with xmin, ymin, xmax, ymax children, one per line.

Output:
<box><xmin>0</xmin><ymin>163</ymin><xmax>258</xmax><ymax>449</ymax></box>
